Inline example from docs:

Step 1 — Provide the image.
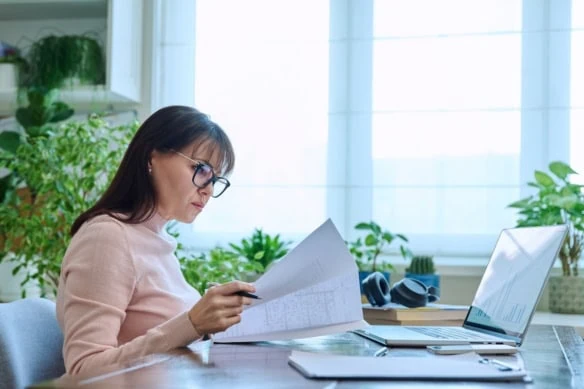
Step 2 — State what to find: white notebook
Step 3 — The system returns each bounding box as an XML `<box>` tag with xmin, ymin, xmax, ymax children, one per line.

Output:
<box><xmin>288</xmin><ymin>351</ymin><xmax>529</xmax><ymax>382</ymax></box>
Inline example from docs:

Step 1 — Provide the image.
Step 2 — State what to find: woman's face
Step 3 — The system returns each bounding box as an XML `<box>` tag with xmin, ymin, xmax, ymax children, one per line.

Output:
<box><xmin>150</xmin><ymin>141</ymin><xmax>222</xmax><ymax>223</ymax></box>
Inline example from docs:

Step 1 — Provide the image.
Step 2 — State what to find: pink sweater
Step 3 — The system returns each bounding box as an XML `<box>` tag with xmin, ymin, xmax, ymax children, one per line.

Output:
<box><xmin>56</xmin><ymin>213</ymin><xmax>202</xmax><ymax>375</ymax></box>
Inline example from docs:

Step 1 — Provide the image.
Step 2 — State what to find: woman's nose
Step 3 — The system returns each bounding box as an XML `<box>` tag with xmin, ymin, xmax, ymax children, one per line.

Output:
<box><xmin>198</xmin><ymin>181</ymin><xmax>213</xmax><ymax>197</ymax></box>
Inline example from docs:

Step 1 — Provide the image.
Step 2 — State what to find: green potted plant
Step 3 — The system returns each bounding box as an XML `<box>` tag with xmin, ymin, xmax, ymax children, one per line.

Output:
<box><xmin>507</xmin><ymin>161</ymin><xmax>584</xmax><ymax>313</ymax></box>
<box><xmin>22</xmin><ymin>35</ymin><xmax>105</xmax><ymax>89</ymax></box>
<box><xmin>0</xmin><ymin>87</ymin><xmax>75</xmax><ymax>203</ymax></box>
<box><xmin>228</xmin><ymin>228</ymin><xmax>292</xmax><ymax>275</ymax></box>
<box><xmin>347</xmin><ymin>221</ymin><xmax>412</xmax><ymax>294</ymax></box>
<box><xmin>405</xmin><ymin>255</ymin><xmax>439</xmax><ymax>290</ymax></box>
<box><xmin>0</xmin><ymin>116</ymin><xmax>136</xmax><ymax>297</ymax></box>
<box><xmin>178</xmin><ymin>247</ymin><xmax>262</xmax><ymax>295</ymax></box>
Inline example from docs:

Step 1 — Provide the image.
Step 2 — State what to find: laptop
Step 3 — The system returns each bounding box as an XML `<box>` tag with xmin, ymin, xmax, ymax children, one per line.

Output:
<box><xmin>354</xmin><ymin>225</ymin><xmax>568</xmax><ymax>347</ymax></box>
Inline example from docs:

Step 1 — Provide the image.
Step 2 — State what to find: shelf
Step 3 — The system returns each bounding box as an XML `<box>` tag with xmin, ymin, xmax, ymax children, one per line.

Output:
<box><xmin>0</xmin><ymin>85</ymin><xmax>137</xmax><ymax>116</ymax></box>
<box><xmin>0</xmin><ymin>0</ymin><xmax>143</xmax><ymax>113</ymax></box>
<box><xmin>0</xmin><ymin>0</ymin><xmax>107</xmax><ymax>21</ymax></box>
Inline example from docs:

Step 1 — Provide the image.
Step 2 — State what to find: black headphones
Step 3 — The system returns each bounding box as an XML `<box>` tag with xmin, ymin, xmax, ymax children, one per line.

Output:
<box><xmin>362</xmin><ymin>272</ymin><xmax>440</xmax><ymax>308</ymax></box>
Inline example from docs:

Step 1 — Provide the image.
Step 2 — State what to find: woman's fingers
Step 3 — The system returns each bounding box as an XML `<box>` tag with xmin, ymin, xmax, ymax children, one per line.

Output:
<box><xmin>214</xmin><ymin>281</ymin><xmax>256</xmax><ymax>295</ymax></box>
<box><xmin>189</xmin><ymin>280</ymin><xmax>256</xmax><ymax>334</ymax></box>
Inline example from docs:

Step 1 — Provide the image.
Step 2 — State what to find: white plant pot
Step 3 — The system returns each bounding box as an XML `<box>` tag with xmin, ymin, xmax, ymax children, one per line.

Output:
<box><xmin>0</xmin><ymin>63</ymin><xmax>18</xmax><ymax>91</ymax></box>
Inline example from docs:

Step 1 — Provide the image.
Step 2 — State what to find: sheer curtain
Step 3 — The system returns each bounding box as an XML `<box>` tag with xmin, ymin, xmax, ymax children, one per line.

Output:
<box><xmin>369</xmin><ymin>0</ymin><xmax>522</xmax><ymax>256</ymax></box>
<box><xmin>572</xmin><ymin>0</ymin><xmax>584</xmax><ymax>181</ymax></box>
<box><xmin>191</xmin><ymin>0</ymin><xmax>330</xmax><ymax>249</ymax></box>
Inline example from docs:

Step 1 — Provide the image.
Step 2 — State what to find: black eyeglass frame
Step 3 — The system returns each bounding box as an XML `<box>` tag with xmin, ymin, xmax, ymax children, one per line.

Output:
<box><xmin>171</xmin><ymin>150</ymin><xmax>231</xmax><ymax>198</ymax></box>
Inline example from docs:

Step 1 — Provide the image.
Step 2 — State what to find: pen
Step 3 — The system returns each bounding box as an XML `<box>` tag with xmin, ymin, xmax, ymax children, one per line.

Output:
<box><xmin>374</xmin><ymin>347</ymin><xmax>389</xmax><ymax>357</ymax></box>
<box><xmin>479</xmin><ymin>358</ymin><xmax>516</xmax><ymax>371</ymax></box>
<box><xmin>207</xmin><ymin>282</ymin><xmax>261</xmax><ymax>299</ymax></box>
<box><xmin>234</xmin><ymin>290</ymin><xmax>261</xmax><ymax>299</ymax></box>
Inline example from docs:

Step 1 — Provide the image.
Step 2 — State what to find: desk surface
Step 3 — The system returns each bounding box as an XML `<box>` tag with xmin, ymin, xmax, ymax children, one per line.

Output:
<box><xmin>37</xmin><ymin>324</ymin><xmax>583</xmax><ymax>389</ymax></box>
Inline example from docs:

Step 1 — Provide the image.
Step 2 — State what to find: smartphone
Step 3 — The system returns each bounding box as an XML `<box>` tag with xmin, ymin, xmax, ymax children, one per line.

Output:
<box><xmin>427</xmin><ymin>344</ymin><xmax>518</xmax><ymax>355</ymax></box>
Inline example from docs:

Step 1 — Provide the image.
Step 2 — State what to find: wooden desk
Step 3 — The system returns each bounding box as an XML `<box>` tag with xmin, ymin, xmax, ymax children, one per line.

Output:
<box><xmin>36</xmin><ymin>325</ymin><xmax>583</xmax><ymax>388</ymax></box>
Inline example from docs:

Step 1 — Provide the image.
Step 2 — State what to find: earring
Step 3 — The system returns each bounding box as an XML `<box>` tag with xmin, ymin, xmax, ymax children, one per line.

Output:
<box><xmin>148</xmin><ymin>166</ymin><xmax>152</xmax><ymax>174</ymax></box>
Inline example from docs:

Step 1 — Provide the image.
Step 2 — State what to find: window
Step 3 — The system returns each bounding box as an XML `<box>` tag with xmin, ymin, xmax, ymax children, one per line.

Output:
<box><xmin>572</xmin><ymin>0</ymin><xmax>584</xmax><ymax>181</ymax></box>
<box><xmin>169</xmin><ymin>1</ymin><xmax>577</xmax><ymax>257</ymax></box>
<box><xmin>371</xmin><ymin>0</ymin><xmax>522</xmax><ymax>255</ymax></box>
<box><xmin>192</xmin><ymin>0</ymin><xmax>329</xmax><ymax>248</ymax></box>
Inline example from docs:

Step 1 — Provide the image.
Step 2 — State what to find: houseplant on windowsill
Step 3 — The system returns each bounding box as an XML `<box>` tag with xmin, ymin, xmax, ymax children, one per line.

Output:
<box><xmin>228</xmin><ymin>228</ymin><xmax>292</xmax><ymax>277</ymax></box>
<box><xmin>507</xmin><ymin>161</ymin><xmax>583</xmax><ymax>314</ymax></box>
<box><xmin>167</xmin><ymin>223</ymin><xmax>264</xmax><ymax>295</ymax></box>
<box><xmin>405</xmin><ymin>255</ymin><xmax>440</xmax><ymax>290</ymax></box>
<box><xmin>347</xmin><ymin>221</ymin><xmax>412</xmax><ymax>296</ymax></box>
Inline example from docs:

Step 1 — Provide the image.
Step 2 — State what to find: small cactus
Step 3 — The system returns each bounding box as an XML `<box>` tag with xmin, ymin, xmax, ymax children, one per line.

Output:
<box><xmin>406</xmin><ymin>255</ymin><xmax>435</xmax><ymax>275</ymax></box>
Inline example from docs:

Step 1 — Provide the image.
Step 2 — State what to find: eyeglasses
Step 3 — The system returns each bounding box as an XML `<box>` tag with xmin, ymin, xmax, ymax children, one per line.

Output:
<box><xmin>171</xmin><ymin>150</ymin><xmax>231</xmax><ymax>198</ymax></box>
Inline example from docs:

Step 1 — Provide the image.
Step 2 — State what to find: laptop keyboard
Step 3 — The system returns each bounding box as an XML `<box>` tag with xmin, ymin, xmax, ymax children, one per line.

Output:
<box><xmin>409</xmin><ymin>327</ymin><xmax>493</xmax><ymax>340</ymax></box>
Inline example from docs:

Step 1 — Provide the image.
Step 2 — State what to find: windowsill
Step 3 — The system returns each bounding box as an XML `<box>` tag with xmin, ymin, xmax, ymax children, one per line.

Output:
<box><xmin>383</xmin><ymin>255</ymin><xmax>569</xmax><ymax>277</ymax></box>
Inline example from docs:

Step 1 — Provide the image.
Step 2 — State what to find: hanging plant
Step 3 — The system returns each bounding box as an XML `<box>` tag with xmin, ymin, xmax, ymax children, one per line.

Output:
<box><xmin>23</xmin><ymin>35</ymin><xmax>105</xmax><ymax>89</ymax></box>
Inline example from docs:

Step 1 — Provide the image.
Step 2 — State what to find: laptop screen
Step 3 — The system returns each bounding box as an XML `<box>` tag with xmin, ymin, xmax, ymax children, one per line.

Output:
<box><xmin>464</xmin><ymin>225</ymin><xmax>568</xmax><ymax>339</ymax></box>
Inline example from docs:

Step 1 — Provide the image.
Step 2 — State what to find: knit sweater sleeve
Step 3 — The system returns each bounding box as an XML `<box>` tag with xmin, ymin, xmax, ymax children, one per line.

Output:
<box><xmin>57</xmin><ymin>219</ymin><xmax>201</xmax><ymax>375</ymax></box>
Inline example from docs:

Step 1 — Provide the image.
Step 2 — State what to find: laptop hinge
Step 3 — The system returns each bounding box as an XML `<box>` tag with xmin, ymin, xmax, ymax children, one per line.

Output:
<box><xmin>463</xmin><ymin>323</ymin><xmax>521</xmax><ymax>345</ymax></box>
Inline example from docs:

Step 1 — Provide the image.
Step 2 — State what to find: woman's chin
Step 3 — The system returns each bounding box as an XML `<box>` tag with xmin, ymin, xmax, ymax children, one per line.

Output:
<box><xmin>185</xmin><ymin>210</ymin><xmax>201</xmax><ymax>224</ymax></box>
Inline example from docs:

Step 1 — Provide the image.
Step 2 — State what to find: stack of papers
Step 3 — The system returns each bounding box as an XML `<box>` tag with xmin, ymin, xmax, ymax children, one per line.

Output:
<box><xmin>288</xmin><ymin>350</ymin><xmax>529</xmax><ymax>381</ymax></box>
<box><xmin>213</xmin><ymin>219</ymin><xmax>367</xmax><ymax>343</ymax></box>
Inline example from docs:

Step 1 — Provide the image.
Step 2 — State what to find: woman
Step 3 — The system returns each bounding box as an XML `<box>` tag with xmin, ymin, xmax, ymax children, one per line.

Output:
<box><xmin>56</xmin><ymin>106</ymin><xmax>255</xmax><ymax>375</ymax></box>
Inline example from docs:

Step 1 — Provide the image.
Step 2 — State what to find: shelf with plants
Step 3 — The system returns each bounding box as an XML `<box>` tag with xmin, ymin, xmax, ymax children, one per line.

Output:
<box><xmin>0</xmin><ymin>0</ymin><xmax>142</xmax><ymax>116</ymax></box>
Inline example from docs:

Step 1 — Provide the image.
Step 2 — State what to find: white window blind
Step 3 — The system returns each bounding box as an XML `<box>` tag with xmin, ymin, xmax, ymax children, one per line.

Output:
<box><xmin>191</xmin><ymin>0</ymin><xmax>330</xmax><ymax>248</ymax></box>
<box><xmin>370</xmin><ymin>0</ymin><xmax>522</xmax><ymax>256</ymax></box>
<box><xmin>572</xmin><ymin>0</ymin><xmax>584</xmax><ymax>181</ymax></box>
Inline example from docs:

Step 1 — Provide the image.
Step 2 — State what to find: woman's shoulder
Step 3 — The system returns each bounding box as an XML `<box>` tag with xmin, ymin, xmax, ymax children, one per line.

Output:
<box><xmin>82</xmin><ymin>213</ymin><xmax>127</xmax><ymax>231</ymax></box>
<box><xmin>74</xmin><ymin>213</ymin><xmax>133</xmax><ymax>244</ymax></box>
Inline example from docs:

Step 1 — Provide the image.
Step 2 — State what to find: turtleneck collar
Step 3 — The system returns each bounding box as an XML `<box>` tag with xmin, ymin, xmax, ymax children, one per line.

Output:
<box><xmin>142</xmin><ymin>211</ymin><xmax>169</xmax><ymax>234</ymax></box>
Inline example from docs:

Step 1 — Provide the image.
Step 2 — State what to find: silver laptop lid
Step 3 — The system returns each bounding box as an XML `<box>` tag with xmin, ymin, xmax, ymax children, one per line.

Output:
<box><xmin>463</xmin><ymin>225</ymin><xmax>568</xmax><ymax>344</ymax></box>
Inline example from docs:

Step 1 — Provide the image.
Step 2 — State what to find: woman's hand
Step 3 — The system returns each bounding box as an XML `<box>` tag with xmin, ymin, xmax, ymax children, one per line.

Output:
<box><xmin>188</xmin><ymin>281</ymin><xmax>256</xmax><ymax>336</ymax></box>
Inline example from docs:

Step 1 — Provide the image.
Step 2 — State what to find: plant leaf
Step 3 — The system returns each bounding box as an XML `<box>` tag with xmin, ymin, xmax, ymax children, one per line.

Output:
<box><xmin>0</xmin><ymin>131</ymin><xmax>23</xmax><ymax>154</ymax></box>
<box><xmin>370</xmin><ymin>222</ymin><xmax>382</xmax><ymax>235</ymax></box>
<box><xmin>364</xmin><ymin>234</ymin><xmax>378</xmax><ymax>246</ymax></box>
<box><xmin>534</xmin><ymin>171</ymin><xmax>555</xmax><ymax>187</ymax></box>
<box><xmin>549</xmin><ymin>161</ymin><xmax>577</xmax><ymax>180</ymax></box>
<box><xmin>507</xmin><ymin>197</ymin><xmax>532</xmax><ymax>208</ymax></box>
<box><xmin>354</xmin><ymin>222</ymin><xmax>371</xmax><ymax>230</ymax></box>
<box><xmin>395</xmin><ymin>233</ymin><xmax>409</xmax><ymax>242</ymax></box>
<box><xmin>254</xmin><ymin>251</ymin><xmax>265</xmax><ymax>260</ymax></box>
<box><xmin>382</xmin><ymin>232</ymin><xmax>394</xmax><ymax>243</ymax></box>
<box><xmin>49</xmin><ymin>102</ymin><xmax>74</xmax><ymax>123</ymax></box>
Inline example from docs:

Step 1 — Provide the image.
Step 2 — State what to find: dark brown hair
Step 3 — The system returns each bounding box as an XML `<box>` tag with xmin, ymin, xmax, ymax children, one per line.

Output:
<box><xmin>71</xmin><ymin>105</ymin><xmax>234</xmax><ymax>235</ymax></box>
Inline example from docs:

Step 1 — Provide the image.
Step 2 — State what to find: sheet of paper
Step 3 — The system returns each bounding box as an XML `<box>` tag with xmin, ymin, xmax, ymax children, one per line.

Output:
<box><xmin>213</xmin><ymin>219</ymin><xmax>365</xmax><ymax>343</ymax></box>
<box><xmin>288</xmin><ymin>350</ymin><xmax>528</xmax><ymax>381</ymax></box>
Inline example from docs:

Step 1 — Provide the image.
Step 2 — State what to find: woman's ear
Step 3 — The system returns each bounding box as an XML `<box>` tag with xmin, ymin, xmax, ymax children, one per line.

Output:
<box><xmin>148</xmin><ymin>151</ymin><xmax>158</xmax><ymax>174</ymax></box>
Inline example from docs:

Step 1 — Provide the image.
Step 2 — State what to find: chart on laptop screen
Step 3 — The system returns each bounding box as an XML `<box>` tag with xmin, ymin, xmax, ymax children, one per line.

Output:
<box><xmin>466</xmin><ymin>226</ymin><xmax>566</xmax><ymax>335</ymax></box>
